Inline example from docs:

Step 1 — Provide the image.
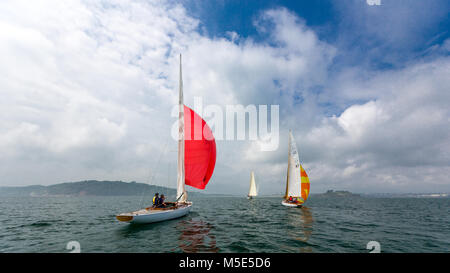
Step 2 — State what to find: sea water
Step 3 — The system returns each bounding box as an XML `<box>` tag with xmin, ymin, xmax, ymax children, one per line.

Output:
<box><xmin>0</xmin><ymin>196</ymin><xmax>448</xmax><ymax>252</ymax></box>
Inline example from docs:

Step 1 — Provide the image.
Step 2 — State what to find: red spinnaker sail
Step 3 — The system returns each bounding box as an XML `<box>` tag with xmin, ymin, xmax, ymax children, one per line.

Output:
<box><xmin>184</xmin><ymin>105</ymin><xmax>216</xmax><ymax>189</ymax></box>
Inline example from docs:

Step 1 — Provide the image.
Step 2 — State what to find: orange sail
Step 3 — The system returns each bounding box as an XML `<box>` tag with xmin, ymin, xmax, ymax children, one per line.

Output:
<box><xmin>300</xmin><ymin>165</ymin><xmax>310</xmax><ymax>202</ymax></box>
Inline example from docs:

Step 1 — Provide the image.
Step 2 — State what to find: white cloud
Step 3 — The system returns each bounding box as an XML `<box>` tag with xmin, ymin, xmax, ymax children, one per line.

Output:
<box><xmin>299</xmin><ymin>58</ymin><xmax>450</xmax><ymax>193</ymax></box>
<box><xmin>0</xmin><ymin>0</ymin><xmax>198</xmax><ymax>186</ymax></box>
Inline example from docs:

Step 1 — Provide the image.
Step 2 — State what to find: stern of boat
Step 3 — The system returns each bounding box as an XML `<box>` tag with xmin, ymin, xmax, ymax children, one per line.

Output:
<box><xmin>116</xmin><ymin>214</ymin><xmax>134</xmax><ymax>222</ymax></box>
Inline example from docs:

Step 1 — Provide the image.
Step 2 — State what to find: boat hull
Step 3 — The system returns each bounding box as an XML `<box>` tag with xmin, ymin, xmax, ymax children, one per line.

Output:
<box><xmin>281</xmin><ymin>200</ymin><xmax>303</xmax><ymax>208</ymax></box>
<box><xmin>116</xmin><ymin>202</ymin><xmax>192</xmax><ymax>224</ymax></box>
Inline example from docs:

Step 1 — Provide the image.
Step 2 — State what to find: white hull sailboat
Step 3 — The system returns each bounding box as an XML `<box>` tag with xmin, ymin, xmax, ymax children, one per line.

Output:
<box><xmin>116</xmin><ymin>202</ymin><xmax>192</xmax><ymax>224</ymax></box>
<box><xmin>116</xmin><ymin>55</ymin><xmax>216</xmax><ymax>224</ymax></box>
<box><xmin>247</xmin><ymin>171</ymin><xmax>257</xmax><ymax>199</ymax></box>
<box><xmin>282</xmin><ymin>130</ymin><xmax>310</xmax><ymax>208</ymax></box>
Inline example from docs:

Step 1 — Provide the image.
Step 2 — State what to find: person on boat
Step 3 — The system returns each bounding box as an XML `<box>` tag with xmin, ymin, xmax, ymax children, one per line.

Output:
<box><xmin>288</xmin><ymin>196</ymin><xmax>293</xmax><ymax>202</ymax></box>
<box><xmin>157</xmin><ymin>194</ymin><xmax>166</xmax><ymax>208</ymax></box>
<box><xmin>152</xmin><ymin>193</ymin><xmax>159</xmax><ymax>207</ymax></box>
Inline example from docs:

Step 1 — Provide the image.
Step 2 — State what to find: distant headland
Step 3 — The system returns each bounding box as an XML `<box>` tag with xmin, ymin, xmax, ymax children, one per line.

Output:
<box><xmin>315</xmin><ymin>190</ymin><xmax>361</xmax><ymax>198</ymax></box>
<box><xmin>0</xmin><ymin>180</ymin><xmax>202</xmax><ymax>197</ymax></box>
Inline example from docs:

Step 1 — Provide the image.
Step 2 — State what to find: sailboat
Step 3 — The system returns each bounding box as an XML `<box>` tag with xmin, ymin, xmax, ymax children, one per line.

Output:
<box><xmin>247</xmin><ymin>171</ymin><xmax>257</xmax><ymax>199</ymax></box>
<box><xmin>116</xmin><ymin>55</ymin><xmax>216</xmax><ymax>224</ymax></box>
<box><xmin>281</xmin><ymin>130</ymin><xmax>310</xmax><ymax>207</ymax></box>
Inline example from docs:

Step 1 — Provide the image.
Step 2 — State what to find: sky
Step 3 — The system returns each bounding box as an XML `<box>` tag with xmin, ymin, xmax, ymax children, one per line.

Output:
<box><xmin>0</xmin><ymin>0</ymin><xmax>449</xmax><ymax>194</ymax></box>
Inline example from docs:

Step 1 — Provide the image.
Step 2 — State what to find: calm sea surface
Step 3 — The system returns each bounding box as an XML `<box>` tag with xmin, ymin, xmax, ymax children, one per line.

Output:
<box><xmin>0</xmin><ymin>196</ymin><xmax>448</xmax><ymax>253</ymax></box>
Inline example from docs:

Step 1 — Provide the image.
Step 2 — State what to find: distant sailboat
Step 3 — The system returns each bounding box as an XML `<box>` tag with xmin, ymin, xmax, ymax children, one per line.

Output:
<box><xmin>116</xmin><ymin>54</ymin><xmax>216</xmax><ymax>224</ymax></box>
<box><xmin>247</xmin><ymin>171</ymin><xmax>257</xmax><ymax>199</ymax></box>
<box><xmin>282</xmin><ymin>130</ymin><xmax>310</xmax><ymax>207</ymax></box>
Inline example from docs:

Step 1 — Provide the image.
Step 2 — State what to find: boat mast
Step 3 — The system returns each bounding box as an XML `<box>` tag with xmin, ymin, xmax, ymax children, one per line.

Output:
<box><xmin>284</xmin><ymin>130</ymin><xmax>291</xmax><ymax>199</ymax></box>
<box><xmin>177</xmin><ymin>54</ymin><xmax>187</xmax><ymax>203</ymax></box>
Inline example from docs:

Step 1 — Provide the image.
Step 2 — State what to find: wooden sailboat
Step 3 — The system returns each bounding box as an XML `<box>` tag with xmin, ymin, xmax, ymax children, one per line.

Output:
<box><xmin>247</xmin><ymin>171</ymin><xmax>257</xmax><ymax>199</ymax></box>
<box><xmin>281</xmin><ymin>130</ymin><xmax>310</xmax><ymax>208</ymax></box>
<box><xmin>116</xmin><ymin>55</ymin><xmax>216</xmax><ymax>224</ymax></box>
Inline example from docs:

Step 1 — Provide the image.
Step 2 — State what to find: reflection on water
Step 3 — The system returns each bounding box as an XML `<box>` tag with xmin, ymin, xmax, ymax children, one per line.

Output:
<box><xmin>176</xmin><ymin>219</ymin><xmax>219</xmax><ymax>253</ymax></box>
<box><xmin>247</xmin><ymin>198</ymin><xmax>259</xmax><ymax>218</ymax></box>
<box><xmin>286</xmin><ymin>207</ymin><xmax>314</xmax><ymax>252</ymax></box>
<box><xmin>116</xmin><ymin>220</ymin><xmax>165</xmax><ymax>238</ymax></box>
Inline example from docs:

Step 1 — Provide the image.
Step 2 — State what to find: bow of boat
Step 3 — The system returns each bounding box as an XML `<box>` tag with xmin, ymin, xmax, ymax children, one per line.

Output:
<box><xmin>281</xmin><ymin>200</ymin><xmax>303</xmax><ymax>208</ymax></box>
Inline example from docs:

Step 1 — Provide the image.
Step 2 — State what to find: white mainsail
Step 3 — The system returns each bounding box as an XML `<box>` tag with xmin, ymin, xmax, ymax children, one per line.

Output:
<box><xmin>248</xmin><ymin>171</ymin><xmax>257</xmax><ymax>197</ymax></box>
<box><xmin>285</xmin><ymin>130</ymin><xmax>302</xmax><ymax>199</ymax></box>
<box><xmin>176</xmin><ymin>54</ymin><xmax>187</xmax><ymax>203</ymax></box>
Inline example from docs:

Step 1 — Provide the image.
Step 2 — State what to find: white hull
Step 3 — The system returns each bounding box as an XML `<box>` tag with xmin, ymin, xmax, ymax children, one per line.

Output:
<box><xmin>281</xmin><ymin>200</ymin><xmax>303</xmax><ymax>208</ymax></box>
<box><xmin>117</xmin><ymin>202</ymin><xmax>192</xmax><ymax>224</ymax></box>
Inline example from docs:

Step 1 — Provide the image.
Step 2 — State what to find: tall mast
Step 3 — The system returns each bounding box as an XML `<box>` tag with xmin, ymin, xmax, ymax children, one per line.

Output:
<box><xmin>177</xmin><ymin>54</ymin><xmax>187</xmax><ymax>202</ymax></box>
<box><xmin>284</xmin><ymin>130</ymin><xmax>291</xmax><ymax>199</ymax></box>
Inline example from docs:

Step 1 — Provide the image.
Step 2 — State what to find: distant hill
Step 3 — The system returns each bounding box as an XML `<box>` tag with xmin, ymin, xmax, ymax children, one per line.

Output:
<box><xmin>366</xmin><ymin>192</ymin><xmax>449</xmax><ymax>198</ymax></box>
<box><xmin>315</xmin><ymin>190</ymin><xmax>361</xmax><ymax>198</ymax></box>
<box><xmin>0</xmin><ymin>180</ymin><xmax>202</xmax><ymax>197</ymax></box>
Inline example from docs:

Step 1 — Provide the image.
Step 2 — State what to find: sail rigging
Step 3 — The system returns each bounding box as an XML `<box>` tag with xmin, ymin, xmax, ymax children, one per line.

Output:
<box><xmin>284</xmin><ymin>130</ymin><xmax>310</xmax><ymax>204</ymax></box>
<box><xmin>117</xmin><ymin>53</ymin><xmax>216</xmax><ymax>224</ymax></box>
<box><xmin>176</xmin><ymin>54</ymin><xmax>186</xmax><ymax>202</ymax></box>
<box><xmin>177</xmin><ymin>54</ymin><xmax>216</xmax><ymax>199</ymax></box>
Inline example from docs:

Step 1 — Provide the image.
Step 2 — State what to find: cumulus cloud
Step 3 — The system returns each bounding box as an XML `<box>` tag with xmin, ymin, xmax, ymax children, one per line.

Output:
<box><xmin>0</xmin><ymin>0</ymin><xmax>448</xmax><ymax>194</ymax></box>
<box><xmin>299</xmin><ymin>58</ymin><xmax>450</xmax><ymax>193</ymax></box>
<box><xmin>0</xmin><ymin>0</ymin><xmax>197</xmax><ymax>186</ymax></box>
